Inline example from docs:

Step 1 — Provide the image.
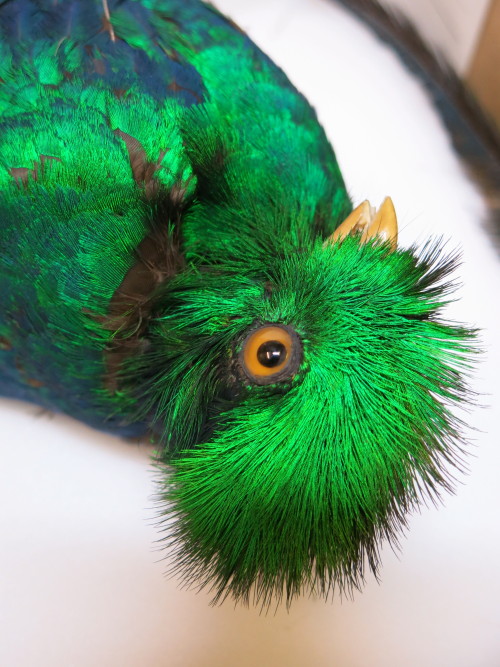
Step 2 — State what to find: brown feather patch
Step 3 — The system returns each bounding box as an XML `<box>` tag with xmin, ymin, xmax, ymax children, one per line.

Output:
<box><xmin>103</xmin><ymin>203</ymin><xmax>186</xmax><ymax>391</ymax></box>
<box><xmin>113</xmin><ymin>129</ymin><xmax>167</xmax><ymax>199</ymax></box>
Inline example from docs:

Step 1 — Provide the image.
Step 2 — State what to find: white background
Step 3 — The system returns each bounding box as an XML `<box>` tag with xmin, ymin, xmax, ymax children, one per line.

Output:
<box><xmin>1</xmin><ymin>1</ymin><xmax>499</xmax><ymax>665</ymax></box>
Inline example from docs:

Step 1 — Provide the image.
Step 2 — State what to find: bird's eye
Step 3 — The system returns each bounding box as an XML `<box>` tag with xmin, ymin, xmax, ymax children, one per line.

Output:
<box><xmin>240</xmin><ymin>325</ymin><xmax>302</xmax><ymax>385</ymax></box>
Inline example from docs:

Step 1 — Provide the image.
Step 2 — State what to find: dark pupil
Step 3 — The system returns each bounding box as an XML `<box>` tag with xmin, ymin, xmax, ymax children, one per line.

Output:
<box><xmin>256</xmin><ymin>340</ymin><xmax>287</xmax><ymax>368</ymax></box>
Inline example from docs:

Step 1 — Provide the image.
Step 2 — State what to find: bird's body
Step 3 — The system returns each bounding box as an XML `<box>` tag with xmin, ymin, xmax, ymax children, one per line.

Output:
<box><xmin>0</xmin><ymin>0</ymin><xmax>348</xmax><ymax>436</ymax></box>
<box><xmin>0</xmin><ymin>0</ymin><xmax>475</xmax><ymax>605</ymax></box>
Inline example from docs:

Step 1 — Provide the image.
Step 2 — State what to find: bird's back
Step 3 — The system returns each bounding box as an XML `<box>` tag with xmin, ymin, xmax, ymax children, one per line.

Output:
<box><xmin>0</xmin><ymin>0</ymin><xmax>349</xmax><ymax>433</ymax></box>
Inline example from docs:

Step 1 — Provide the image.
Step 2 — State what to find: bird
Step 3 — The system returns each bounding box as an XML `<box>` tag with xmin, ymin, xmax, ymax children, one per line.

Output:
<box><xmin>0</xmin><ymin>0</ymin><xmax>476</xmax><ymax>607</ymax></box>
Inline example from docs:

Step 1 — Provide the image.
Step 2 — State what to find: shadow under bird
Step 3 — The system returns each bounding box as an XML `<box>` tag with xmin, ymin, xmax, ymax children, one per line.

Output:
<box><xmin>0</xmin><ymin>0</ymin><xmax>476</xmax><ymax>606</ymax></box>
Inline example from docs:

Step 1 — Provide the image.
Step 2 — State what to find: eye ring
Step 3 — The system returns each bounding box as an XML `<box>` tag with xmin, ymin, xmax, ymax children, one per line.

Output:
<box><xmin>239</xmin><ymin>324</ymin><xmax>302</xmax><ymax>386</ymax></box>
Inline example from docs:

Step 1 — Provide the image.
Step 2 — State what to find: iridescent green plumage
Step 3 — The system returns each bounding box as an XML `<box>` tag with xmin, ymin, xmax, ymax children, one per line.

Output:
<box><xmin>0</xmin><ymin>0</ymin><xmax>476</xmax><ymax>606</ymax></box>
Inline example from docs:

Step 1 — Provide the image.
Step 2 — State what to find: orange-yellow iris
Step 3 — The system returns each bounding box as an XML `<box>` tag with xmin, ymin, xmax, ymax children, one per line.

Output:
<box><xmin>243</xmin><ymin>326</ymin><xmax>292</xmax><ymax>378</ymax></box>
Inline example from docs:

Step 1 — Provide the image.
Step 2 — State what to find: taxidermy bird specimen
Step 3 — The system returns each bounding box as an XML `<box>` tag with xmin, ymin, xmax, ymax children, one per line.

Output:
<box><xmin>0</xmin><ymin>0</ymin><xmax>477</xmax><ymax>606</ymax></box>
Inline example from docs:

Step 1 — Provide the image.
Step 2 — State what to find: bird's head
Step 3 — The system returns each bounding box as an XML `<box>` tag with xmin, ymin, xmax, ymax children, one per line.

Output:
<box><xmin>137</xmin><ymin>198</ymin><xmax>475</xmax><ymax>607</ymax></box>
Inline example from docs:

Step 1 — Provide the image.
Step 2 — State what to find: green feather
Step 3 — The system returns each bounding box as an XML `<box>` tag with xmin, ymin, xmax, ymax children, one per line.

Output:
<box><xmin>147</xmin><ymin>238</ymin><xmax>476</xmax><ymax>605</ymax></box>
<box><xmin>0</xmin><ymin>0</ymin><xmax>477</xmax><ymax>606</ymax></box>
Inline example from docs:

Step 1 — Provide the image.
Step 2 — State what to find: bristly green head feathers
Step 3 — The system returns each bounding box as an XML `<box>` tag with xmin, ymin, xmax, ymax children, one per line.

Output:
<box><xmin>134</xmin><ymin>231</ymin><xmax>476</xmax><ymax>608</ymax></box>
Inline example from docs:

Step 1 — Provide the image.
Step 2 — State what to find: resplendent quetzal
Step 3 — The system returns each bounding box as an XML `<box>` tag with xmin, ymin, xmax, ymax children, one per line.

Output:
<box><xmin>0</xmin><ymin>0</ymin><xmax>477</xmax><ymax>606</ymax></box>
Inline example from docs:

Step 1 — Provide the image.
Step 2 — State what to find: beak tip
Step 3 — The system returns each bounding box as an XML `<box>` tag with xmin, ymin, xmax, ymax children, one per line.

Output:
<box><xmin>326</xmin><ymin>196</ymin><xmax>398</xmax><ymax>250</ymax></box>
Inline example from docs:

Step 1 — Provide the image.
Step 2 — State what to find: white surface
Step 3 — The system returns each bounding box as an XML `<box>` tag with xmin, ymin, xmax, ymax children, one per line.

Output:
<box><xmin>1</xmin><ymin>1</ymin><xmax>500</xmax><ymax>665</ymax></box>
